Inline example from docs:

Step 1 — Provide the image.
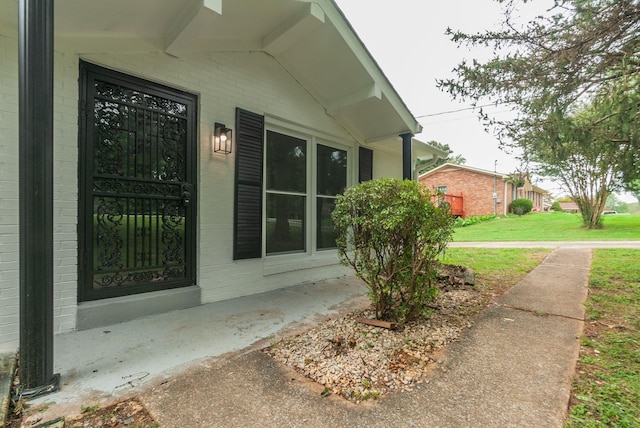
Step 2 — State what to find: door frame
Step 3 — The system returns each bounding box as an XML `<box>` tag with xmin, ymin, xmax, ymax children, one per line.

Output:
<box><xmin>77</xmin><ymin>60</ymin><xmax>198</xmax><ymax>302</ymax></box>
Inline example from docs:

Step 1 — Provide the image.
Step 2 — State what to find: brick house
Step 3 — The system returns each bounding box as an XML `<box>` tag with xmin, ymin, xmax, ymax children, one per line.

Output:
<box><xmin>418</xmin><ymin>163</ymin><xmax>547</xmax><ymax>218</ymax></box>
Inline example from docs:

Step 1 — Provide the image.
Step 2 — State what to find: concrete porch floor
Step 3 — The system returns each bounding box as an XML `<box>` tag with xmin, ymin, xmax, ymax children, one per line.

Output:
<box><xmin>32</xmin><ymin>276</ymin><xmax>369</xmax><ymax>412</ymax></box>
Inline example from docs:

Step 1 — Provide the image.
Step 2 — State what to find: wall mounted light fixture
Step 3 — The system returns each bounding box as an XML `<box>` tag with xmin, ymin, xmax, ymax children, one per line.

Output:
<box><xmin>213</xmin><ymin>122</ymin><xmax>232</xmax><ymax>154</ymax></box>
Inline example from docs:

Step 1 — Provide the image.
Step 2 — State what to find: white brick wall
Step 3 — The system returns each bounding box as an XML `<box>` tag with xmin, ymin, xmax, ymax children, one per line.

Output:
<box><xmin>0</xmin><ymin>33</ymin><xmax>19</xmax><ymax>351</ymax></box>
<box><xmin>1</xmin><ymin>39</ymin><xmax>375</xmax><ymax>348</ymax></box>
<box><xmin>52</xmin><ymin>53</ymin><xmax>80</xmax><ymax>334</ymax></box>
<box><xmin>373</xmin><ymin>148</ymin><xmax>402</xmax><ymax>181</ymax></box>
<box><xmin>81</xmin><ymin>51</ymin><xmax>360</xmax><ymax>306</ymax></box>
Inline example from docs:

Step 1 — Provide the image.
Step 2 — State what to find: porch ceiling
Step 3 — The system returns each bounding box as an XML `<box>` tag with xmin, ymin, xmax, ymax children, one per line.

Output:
<box><xmin>0</xmin><ymin>0</ymin><xmax>421</xmax><ymax>143</ymax></box>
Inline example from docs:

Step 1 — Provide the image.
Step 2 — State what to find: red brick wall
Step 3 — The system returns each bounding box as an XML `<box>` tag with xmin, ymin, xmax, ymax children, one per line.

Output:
<box><xmin>419</xmin><ymin>168</ymin><xmax>517</xmax><ymax>217</ymax></box>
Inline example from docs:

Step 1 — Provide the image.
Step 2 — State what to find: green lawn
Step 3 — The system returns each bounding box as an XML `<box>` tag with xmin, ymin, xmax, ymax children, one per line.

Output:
<box><xmin>452</xmin><ymin>212</ymin><xmax>640</xmax><ymax>242</ymax></box>
<box><xmin>442</xmin><ymin>247</ymin><xmax>551</xmax><ymax>277</ymax></box>
<box><xmin>445</xmin><ymin>214</ymin><xmax>639</xmax><ymax>426</ymax></box>
<box><xmin>443</xmin><ymin>248</ymin><xmax>639</xmax><ymax>428</ymax></box>
<box><xmin>566</xmin><ymin>249</ymin><xmax>640</xmax><ymax>427</ymax></box>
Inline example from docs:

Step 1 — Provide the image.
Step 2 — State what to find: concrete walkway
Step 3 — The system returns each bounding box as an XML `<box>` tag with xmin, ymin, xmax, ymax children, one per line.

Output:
<box><xmin>137</xmin><ymin>248</ymin><xmax>591</xmax><ymax>427</ymax></box>
<box><xmin>4</xmin><ymin>242</ymin><xmax>636</xmax><ymax>426</ymax></box>
<box><xmin>16</xmin><ymin>276</ymin><xmax>371</xmax><ymax>423</ymax></box>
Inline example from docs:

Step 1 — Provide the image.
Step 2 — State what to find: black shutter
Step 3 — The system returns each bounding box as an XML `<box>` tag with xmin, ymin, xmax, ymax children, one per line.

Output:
<box><xmin>233</xmin><ymin>108</ymin><xmax>264</xmax><ymax>260</ymax></box>
<box><xmin>359</xmin><ymin>147</ymin><xmax>373</xmax><ymax>183</ymax></box>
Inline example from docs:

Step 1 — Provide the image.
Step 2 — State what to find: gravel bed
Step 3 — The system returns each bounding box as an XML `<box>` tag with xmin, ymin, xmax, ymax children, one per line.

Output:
<box><xmin>264</xmin><ymin>286</ymin><xmax>483</xmax><ymax>403</ymax></box>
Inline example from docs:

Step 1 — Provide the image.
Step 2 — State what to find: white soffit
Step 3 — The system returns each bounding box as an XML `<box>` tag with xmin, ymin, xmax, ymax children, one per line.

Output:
<box><xmin>0</xmin><ymin>0</ymin><xmax>421</xmax><ymax>142</ymax></box>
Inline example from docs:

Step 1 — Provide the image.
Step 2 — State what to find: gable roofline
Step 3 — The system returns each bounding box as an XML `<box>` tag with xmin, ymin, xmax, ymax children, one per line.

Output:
<box><xmin>0</xmin><ymin>0</ymin><xmax>422</xmax><ymax>142</ymax></box>
<box><xmin>418</xmin><ymin>162</ymin><xmax>508</xmax><ymax>179</ymax></box>
<box><xmin>329</xmin><ymin>0</ymin><xmax>422</xmax><ymax>137</ymax></box>
<box><xmin>420</xmin><ymin>162</ymin><xmax>550</xmax><ymax>194</ymax></box>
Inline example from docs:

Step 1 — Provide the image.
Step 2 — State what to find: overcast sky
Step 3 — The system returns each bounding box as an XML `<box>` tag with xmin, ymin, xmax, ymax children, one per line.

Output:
<box><xmin>333</xmin><ymin>0</ymin><xmax>638</xmax><ymax>203</ymax></box>
<box><xmin>332</xmin><ymin>0</ymin><xmax>571</xmax><ymax>198</ymax></box>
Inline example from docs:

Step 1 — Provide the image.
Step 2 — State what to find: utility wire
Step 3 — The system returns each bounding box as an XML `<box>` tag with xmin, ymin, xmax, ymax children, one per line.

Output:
<box><xmin>419</xmin><ymin>109</ymin><xmax>515</xmax><ymax>125</ymax></box>
<box><xmin>415</xmin><ymin>103</ymin><xmax>509</xmax><ymax>118</ymax></box>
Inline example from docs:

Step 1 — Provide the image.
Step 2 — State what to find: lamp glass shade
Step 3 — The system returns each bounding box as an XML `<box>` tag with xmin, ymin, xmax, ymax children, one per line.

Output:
<box><xmin>214</xmin><ymin>123</ymin><xmax>232</xmax><ymax>154</ymax></box>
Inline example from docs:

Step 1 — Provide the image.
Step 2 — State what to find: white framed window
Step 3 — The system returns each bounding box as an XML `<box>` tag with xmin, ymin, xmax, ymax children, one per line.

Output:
<box><xmin>316</xmin><ymin>143</ymin><xmax>347</xmax><ymax>250</ymax></box>
<box><xmin>263</xmin><ymin>126</ymin><xmax>351</xmax><ymax>257</ymax></box>
<box><xmin>265</xmin><ymin>130</ymin><xmax>308</xmax><ymax>255</ymax></box>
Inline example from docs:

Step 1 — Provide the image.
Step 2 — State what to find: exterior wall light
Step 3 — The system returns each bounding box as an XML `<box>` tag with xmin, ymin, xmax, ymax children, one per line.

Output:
<box><xmin>213</xmin><ymin>122</ymin><xmax>232</xmax><ymax>154</ymax></box>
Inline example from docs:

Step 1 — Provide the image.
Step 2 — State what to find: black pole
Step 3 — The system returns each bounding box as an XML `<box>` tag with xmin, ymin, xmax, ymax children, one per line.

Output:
<box><xmin>18</xmin><ymin>0</ymin><xmax>59</xmax><ymax>397</ymax></box>
<box><xmin>400</xmin><ymin>132</ymin><xmax>413</xmax><ymax>180</ymax></box>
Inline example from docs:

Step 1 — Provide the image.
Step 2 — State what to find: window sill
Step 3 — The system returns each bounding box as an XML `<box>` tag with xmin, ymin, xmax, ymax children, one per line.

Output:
<box><xmin>262</xmin><ymin>251</ymin><xmax>341</xmax><ymax>276</ymax></box>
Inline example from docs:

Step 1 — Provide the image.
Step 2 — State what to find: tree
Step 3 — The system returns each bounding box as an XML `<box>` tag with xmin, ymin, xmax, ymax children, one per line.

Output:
<box><xmin>605</xmin><ymin>193</ymin><xmax>629</xmax><ymax>213</ymax></box>
<box><xmin>521</xmin><ymin>93</ymin><xmax>630</xmax><ymax>227</ymax></box>
<box><xmin>417</xmin><ymin>141</ymin><xmax>466</xmax><ymax>174</ymax></box>
<box><xmin>551</xmin><ymin>201</ymin><xmax>563</xmax><ymax>211</ymax></box>
<box><xmin>505</xmin><ymin>171</ymin><xmax>525</xmax><ymax>188</ymax></box>
<box><xmin>438</xmin><ymin>0</ymin><xmax>640</xmax><ymax>226</ymax></box>
<box><xmin>628</xmin><ymin>180</ymin><xmax>640</xmax><ymax>203</ymax></box>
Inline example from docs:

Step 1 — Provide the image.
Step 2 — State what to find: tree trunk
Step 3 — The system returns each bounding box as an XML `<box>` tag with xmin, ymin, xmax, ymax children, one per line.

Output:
<box><xmin>575</xmin><ymin>191</ymin><xmax>608</xmax><ymax>229</ymax></box>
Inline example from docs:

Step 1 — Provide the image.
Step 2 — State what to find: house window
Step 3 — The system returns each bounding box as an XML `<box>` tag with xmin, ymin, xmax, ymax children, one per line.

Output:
<box><xmin>265</xmin><ymin>131</ymin><xmax>307</xmax><ymax>254</ymax></box>
<box><xmin>437</xmin><ymin>185</ymin><xmax>448</xmax><ymax>194</ymax></box>
<box><xmin>264</xmin><ymin>130</ymin><xmax>349</xmax><ymax>255</ymax></box>
<box><xmin>317</xmin><ymin>144</ymin><xmax>347</xmax><ymax>250</ymax></box>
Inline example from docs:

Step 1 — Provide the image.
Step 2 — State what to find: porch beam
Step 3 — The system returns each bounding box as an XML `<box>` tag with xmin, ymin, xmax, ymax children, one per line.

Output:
<box><xmin>400</xmin><ymin>132</ymin><xmax>413</xmax><ymax>180</ymax></box>
<box><xmin>18</xmin><ymin>0</ymin><xmax>59</xmax><ymax>396</ymax></box>
<box><xmin>165</xmin><ymin>0</ymin><xmax>222</xmax><ymax>58</ymax></box>
<box><xmin>326</xmin><ymin>83</ymin><xmax>381</xmax><ymax>115</ymax></box>
<box><xmin>263</xmin><ymin>3</ymin><xmax>325</xmax><ymax>55</ymax></box>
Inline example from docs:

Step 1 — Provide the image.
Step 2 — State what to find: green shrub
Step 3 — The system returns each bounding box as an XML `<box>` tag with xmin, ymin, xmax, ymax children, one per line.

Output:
<box><xmin>332</xmin><ymin>178</ymin><xmax>454</xmax><ymax>322</ymax></box>
<box><xmin>550</xmin><ymin>201</ymin><xmax>563</xmax><ymax>212</ymax></box>
<box><xmin>453</xmin><ymin>214</ymin><xmax>497</xmax><ymax>228</ymax></box>
<box><xmin>509</xmin><ymin>198</ymin><xmax>533</xmax><ymax>215</ymax></box>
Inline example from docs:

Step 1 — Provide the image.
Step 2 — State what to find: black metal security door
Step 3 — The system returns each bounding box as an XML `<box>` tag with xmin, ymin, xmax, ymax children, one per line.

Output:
<box><xmin>78</xmin><ymin>61</ymin><xmax>197</xmax><ymax>301</ymax></box>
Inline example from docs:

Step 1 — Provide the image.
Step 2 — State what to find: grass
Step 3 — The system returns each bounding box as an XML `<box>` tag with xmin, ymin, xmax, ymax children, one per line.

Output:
<box><xmin>93</xmin><ymin>213</ymin><xmax>186</xmax><ymax>270</ymax></box>
<box><xmin>442</xmin><ymin>248</ymin><xmax>552</xmax><ymax>307</ymax></box>
<box><xmin>442</xmin><ymin>247</ymin><xmax>550</xmax><ymax>275</ymax></box>
<box><xmin>452</xmin><ymin>212</ymin><xmax>640</xmax><ymax>242</ymax></box>
<box><xmin>566</xmin><ymin>249</ymin><xmax>640</xmax><ymax>427</ymax></box>
<box><xmin>447</xmin><ymin>215</ymin><xmax>639</xmax><ymax>426</ymax></box>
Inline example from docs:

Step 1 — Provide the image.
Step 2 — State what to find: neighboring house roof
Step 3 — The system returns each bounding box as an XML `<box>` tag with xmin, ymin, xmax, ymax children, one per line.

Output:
<box><xmin>419</xmin><ymin>163</ymin><xmax>508</xmax><ymax>180</ymax></box>
<box><xmin>531</xmin><ymin>184</ymin><xmax>548</xmax><ymax>195</ymax></box>
<box><xmin>0</xmin><ymin>0</ymin><xmax>420</xmax><ymax>145</ymax></box>
<box><xmin>559</xmin><ymin>202</ymin><xmax>580</xmax><ymax>211</ymax></box>
<box><xmin>419</xmin><ymin>163</ymin><xmax>549</xmax><ymax>194</ymax></box>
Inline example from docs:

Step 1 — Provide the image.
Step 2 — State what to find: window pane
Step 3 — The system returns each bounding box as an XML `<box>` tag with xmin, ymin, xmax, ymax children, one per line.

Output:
<box><xmin>317</xmin><ymin>144</ymin><xmax>347</xmax><ymax>196</ymax></box>
<box><xmin>317</xmin><ymin>197</ymin><xmax>338</xmax><ymax>249</ymax></box>
<box><xmin>266</xmin><ymin>193</ymin><xmax>306</xmax><ymax>254</ymax></box>
<box><xmin>266</xmin><ymin>131</ymin><xmax>306</xmax><ymax>193</ymax></box>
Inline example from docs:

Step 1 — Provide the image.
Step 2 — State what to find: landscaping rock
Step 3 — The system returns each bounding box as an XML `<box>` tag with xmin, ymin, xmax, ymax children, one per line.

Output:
<box><xmin>264</xmin><ymin>283</ymin><xmax>481</xmax><ymax>403</ymax></box>
<box><xmin>436</xmin><ymin>263</ymin><xmax>475</xmax><ymax>289</ymax></box>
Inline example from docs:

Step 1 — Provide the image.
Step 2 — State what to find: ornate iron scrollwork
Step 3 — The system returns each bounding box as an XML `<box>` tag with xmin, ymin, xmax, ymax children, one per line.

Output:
<box><xmin>90</xmin><ymin>79</ymin><xmax>189</xmax><ymax>291</ymax></box>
